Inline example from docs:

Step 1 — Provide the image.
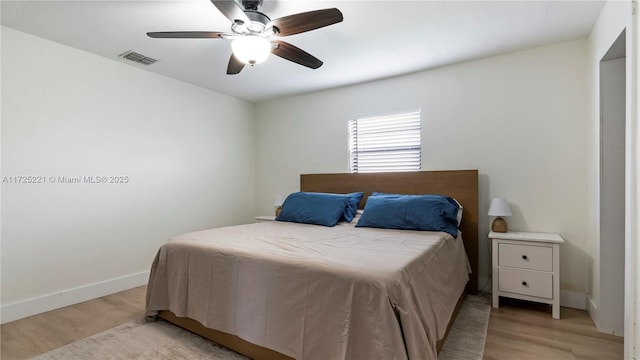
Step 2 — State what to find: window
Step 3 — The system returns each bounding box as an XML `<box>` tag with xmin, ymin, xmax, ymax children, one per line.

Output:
<box><xmin>348</xmin><ymin>109</ymin><xmax>421</xmax><ymax>173</ymax></box>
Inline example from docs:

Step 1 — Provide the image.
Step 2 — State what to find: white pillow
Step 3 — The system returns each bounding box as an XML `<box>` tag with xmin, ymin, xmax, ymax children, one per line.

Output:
<box><xmin>453</xmin><ymin>198</ymin><xmax>463</xmax><ymax>226</ymax></box>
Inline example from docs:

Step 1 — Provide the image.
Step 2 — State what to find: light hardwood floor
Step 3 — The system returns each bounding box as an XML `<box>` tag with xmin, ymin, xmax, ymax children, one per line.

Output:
<box><xmin>1</xmin><ymin>288</ymin><xmax>624</xmax><ymax>360</ymax></box>
<box><xmin>1</xmin><ymin>286</ymin><xmax>146</xmax><ymax>360</ymax></box>
<box><xmin>484</xmin><ymin>297</ymin><xmax>623</xmax><ymax>360</ymax></box>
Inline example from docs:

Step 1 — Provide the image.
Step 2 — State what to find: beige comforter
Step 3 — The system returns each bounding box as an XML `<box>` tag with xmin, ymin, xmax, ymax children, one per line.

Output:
<box><xmin>146</xmin><ymin>220</ymin><xmax>470</xmax><ymax>360</ymax></box>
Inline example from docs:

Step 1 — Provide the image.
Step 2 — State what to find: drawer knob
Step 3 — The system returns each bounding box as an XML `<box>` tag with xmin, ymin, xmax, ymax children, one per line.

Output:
<box><xmin>521</xmin><ymin>281</ymin><xmax>528</xmax><ymax>287</ymax></box>
<box><xmin>522</xmin><ymin>255</ymin><xmax>529</xmax><ymax>261</ymax></box>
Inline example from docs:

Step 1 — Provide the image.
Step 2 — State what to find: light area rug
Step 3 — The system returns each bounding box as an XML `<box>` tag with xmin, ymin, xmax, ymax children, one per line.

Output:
<box><xmin>438</xmin><ymin>295</ymin><xmax>491</xmax><ymax>360</ymax></box>
<box><xmin>30</xmin><ymin>295</ymin><xmax>490</xmax><ymax>360</ymax></box>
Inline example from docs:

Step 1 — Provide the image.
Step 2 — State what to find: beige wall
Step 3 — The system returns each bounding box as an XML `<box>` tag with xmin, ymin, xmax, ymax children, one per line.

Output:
<box><xmin>255</xmin><ymin>39</ymin><xmax>590</xmax><ymax>299</ymax></box>
<box><xmin>1</xmin><ymin>27</ymin><xmax>256</xmax><ymax>321</ymax></box>
<box><xmin>585</xmin><ymin>0</ymin><xmax>632</xmax><ymax>339</ymax></box>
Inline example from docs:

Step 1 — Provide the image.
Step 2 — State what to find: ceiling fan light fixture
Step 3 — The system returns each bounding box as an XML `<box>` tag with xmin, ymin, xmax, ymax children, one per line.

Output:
<box><xmin>147</xmin><ymin>1</ymin><xmax>343</xmax><ymax>74</ymax></box>
<box><xmin>231</xmin><ymin>36</ymin><xmax>271</xmax><ymax>65</ymax></box>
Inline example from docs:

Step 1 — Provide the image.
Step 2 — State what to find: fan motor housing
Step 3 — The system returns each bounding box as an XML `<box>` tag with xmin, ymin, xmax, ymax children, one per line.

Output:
<box><xmin>241</xmin><ymin>0</ymin><xmax>262</xmax><ymax>11</ymax></box>
<box><xmin>232</xmin><ymin>10</ymin><xmax>271</xmax><ymax>34</ymax></box>
<box><xmin>245</xmin><ymin>11</ymin><xmax>270</xmax><ymax>26</ymax></box>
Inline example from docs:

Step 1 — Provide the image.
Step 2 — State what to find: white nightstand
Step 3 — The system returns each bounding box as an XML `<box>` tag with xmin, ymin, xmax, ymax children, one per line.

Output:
<box><xmin>490</xmin><ymin>231</ymin><xmax>564</xmax><ymax>319</ymax></box>
<box><xmin>254</xmin><ymin>215</ymin><xmax>276</xmax><ymax>223</ymax></box>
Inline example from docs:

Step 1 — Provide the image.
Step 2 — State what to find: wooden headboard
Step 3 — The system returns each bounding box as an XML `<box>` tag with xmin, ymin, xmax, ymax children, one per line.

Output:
<box><xmin>300</xmin><ymin>170</ymin><xmax>479</xmax><ymax>294</ymax></box>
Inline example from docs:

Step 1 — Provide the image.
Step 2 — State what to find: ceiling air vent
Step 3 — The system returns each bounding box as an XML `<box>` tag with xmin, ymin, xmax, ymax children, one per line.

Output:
<box><xmin>119</xmin><ymin>50</ymin><xmax>157</xmax><ymax>65</ymax></box>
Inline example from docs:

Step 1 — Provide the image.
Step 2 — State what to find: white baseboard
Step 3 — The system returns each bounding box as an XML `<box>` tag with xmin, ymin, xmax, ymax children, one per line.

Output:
<box><xmin>560</xmin><ymin>290</ymin><xmax>587</xmax><ymax>310</ymax></box>
<box><xmin>587</xmin><ymin>295</ymin><xmax>598</xmax><ymax>322</ymax></box>
<box><xmin>586</xmin><ymin>295</ymin><xmax>624</xmax><ymax>336</ymax></box>
<box><xmin>0</xmin><ymin>271</ymin><xmax>150</xmax><ymax>324</ymax></box>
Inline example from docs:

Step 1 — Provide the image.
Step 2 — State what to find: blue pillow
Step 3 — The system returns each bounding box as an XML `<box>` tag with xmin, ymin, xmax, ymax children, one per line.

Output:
<box><xmin>371</xmin><ymin>192</ymin><xmax>461</xmax><ymax>211</ymax></box>
<box><xmin>276</xmin><ymin>192</ymin><xmax>348</xmax><ymax>227</ymax></box>
<box><xmin>356</xmin><ymin>193</ymin><xmax>460</xmax><ymax>237</ymax></box>
<box><xmin>343</xmin><ymin>192</ymin><xmax>365</xmax><ymax>222</ymax></box>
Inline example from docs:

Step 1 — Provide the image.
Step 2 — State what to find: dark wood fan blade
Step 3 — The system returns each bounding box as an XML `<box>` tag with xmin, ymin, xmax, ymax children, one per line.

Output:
<box><xmin>211</xmin><ymin>0</ymin><xmax>250</xmax><ymax>25</ymax></box>
<box><xmin>271</xmin><ymin>40</ymin><xmax>322</xmax><ymax>69</ymax></box>
<box><xmin>147</xmin><ymin>31</ymin><xmax>226</xmax><ymax>39</ymax></box>
<box><xmin>227</xmin><ymin>53</ymin><xmax>245</xmax><ymax>74</ymax></box>
<box><xmin>270</xmin><ymin>8</ymin><xmax>343</xmax><ymax>37</ymax></box>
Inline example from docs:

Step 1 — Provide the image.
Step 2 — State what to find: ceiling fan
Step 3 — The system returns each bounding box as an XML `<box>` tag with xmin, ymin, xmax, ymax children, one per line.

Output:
<box><xmin>147</xmin><ymin>0</ymin><xmax>343</xmax><ymax>75</ymax></box>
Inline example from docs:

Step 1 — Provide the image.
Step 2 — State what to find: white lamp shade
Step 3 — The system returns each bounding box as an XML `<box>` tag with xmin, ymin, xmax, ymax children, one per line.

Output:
<box><xmin>274</xmin><ymin>194</ymin><xmax>285</xmax><ymax>207</ymax></box>
<box><xmin>231</xmin><ymin>36</ymin><xmax>271</xmax><ymax>65</ymax></box>
<box><xmin>488</xmin><ymin>197</ymin><xmax>512</xmax><ymax>217</ymax></box>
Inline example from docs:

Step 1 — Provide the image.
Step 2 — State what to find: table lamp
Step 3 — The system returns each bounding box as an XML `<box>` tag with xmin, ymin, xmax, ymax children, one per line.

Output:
<box><xmin>488</xmin><ymin>197</ymin><xmax>512</xmax><ymax>233</ymax></box>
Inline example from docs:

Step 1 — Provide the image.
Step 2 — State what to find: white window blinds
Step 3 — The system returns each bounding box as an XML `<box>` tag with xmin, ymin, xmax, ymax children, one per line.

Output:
<box><xmin>348</xmin><ymin>109</ymin><xmax>422</xmax><ymax>173</ymax></box>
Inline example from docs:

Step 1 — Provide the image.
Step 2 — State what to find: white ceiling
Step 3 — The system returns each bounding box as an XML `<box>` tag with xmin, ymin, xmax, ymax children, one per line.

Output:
<box><xmin>1</xmin><ymin>0</ymin><xmax>604</xmax><ymax>102</ymax></box>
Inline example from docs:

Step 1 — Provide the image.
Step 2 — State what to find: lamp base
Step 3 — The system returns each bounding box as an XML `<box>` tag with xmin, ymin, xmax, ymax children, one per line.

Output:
<box><xmin>491</xmin><ymin>217</ymin><xmax>508</xmax><ymax>233</ymax></box>
<box><xmin>275</xmin><ymin>206</ymin><xmax>282</xmax><ymax>217</ymax></box>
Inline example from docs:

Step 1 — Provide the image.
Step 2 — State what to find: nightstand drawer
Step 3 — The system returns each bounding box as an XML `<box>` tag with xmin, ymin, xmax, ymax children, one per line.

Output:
<box><xmin>498</xmin><ymin>268</ymin><xmax>553</xmax><ymax>299</ymax></box>
<box><xmin>499</xmin><ymin>243</ymin><xmax>553</xmax><ymax>271</ymax></box>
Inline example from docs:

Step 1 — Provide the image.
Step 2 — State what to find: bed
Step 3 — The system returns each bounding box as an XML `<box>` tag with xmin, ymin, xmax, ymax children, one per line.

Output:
<box><xmin>146</xmin><ymin>170</ymin><xmax>478</xmax><ymax>360</ymax></box>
